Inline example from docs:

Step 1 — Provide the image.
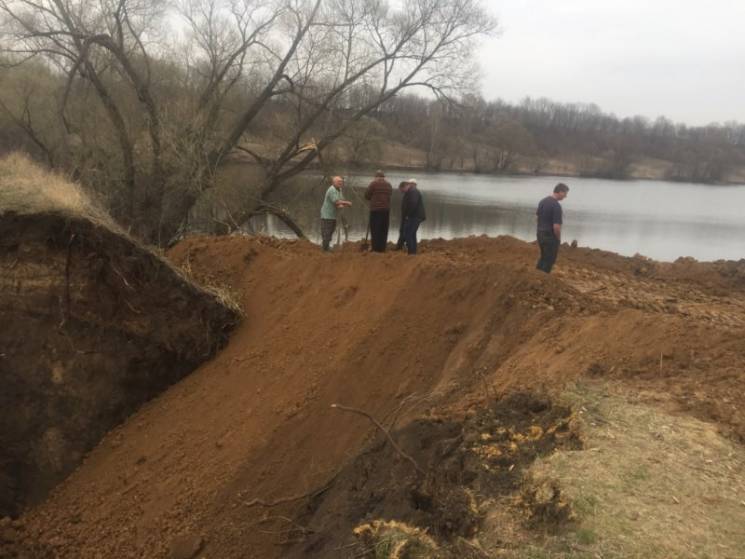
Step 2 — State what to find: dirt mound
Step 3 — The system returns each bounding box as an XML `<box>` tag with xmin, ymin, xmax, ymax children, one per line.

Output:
<box><xmin>557</xmin><ymin>242</ymin><xmax>745</xmax><ymax>294</ymax></box>
<box><xmin>11</xmin><ymin>234</ymin><xmax>745</xmax><ymax>558</ymax></box>
<box><xmin>283</xmin><ymin>393</ymin><xmax>581</xmax><ymax>558</ymax></box>
<box><xmin>0</xmin><ymin>158</ymin><xmax>240</xmax><ymax>518</ymax></box>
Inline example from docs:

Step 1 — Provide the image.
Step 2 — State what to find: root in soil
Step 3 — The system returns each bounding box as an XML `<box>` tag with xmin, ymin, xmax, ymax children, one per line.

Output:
<box><xmin>283</xmin><ymin>392</ymin><xmax>582</xmax><ymax>558</ymax></box>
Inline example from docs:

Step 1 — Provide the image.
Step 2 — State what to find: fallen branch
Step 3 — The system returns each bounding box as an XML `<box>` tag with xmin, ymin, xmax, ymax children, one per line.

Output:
<box><xmin>385</xmin><ymin>391</ymin><xmax>435</xmax><ymax>432</ymax></box>
<box><xmin>256</xmin><ymin>514</ymin><xmax>315</xmax><ymax>545</ymax></box>
<box><xmin>242</xmin><ymin>402</ymin><xmax>428</xmax><ymax>514</ymax></box>
<box><xmin>234</xmin><ymin>145</ymin><xmax>272</xmax><ymax>168</ymax></box>
<box><xmin>243</xmin><ymin>473</ymin><xmax>337</xmax><ymax>509</ymax></box>
<box><xmin>256</xmin><ymin>514</ymin><xmax>314</xmax><ymax>539</ymax></box>
<box><xmin>249</xmin><ymin>203</ymin><xmax>306</xmax><ymax>239</ymax></box>
<box><xmin>330</xmin><ymin>403</ymin><xmax>426</xmax><ymax>478</ymax></box>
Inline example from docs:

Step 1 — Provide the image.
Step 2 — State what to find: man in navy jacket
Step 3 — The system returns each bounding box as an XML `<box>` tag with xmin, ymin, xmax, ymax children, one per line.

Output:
<box><xmin>536</xmin><ymin>182</ymin><xmax>569</xmax><ymax>273</ymax></box>
<box><xmin>396</xmin><ymin>178</ymin><xmax>426</xmax><ymax>255</ymax></box>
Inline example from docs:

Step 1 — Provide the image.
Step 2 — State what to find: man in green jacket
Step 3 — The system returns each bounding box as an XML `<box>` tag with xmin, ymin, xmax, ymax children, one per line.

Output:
<box><xmin>320</xmin><ymin>176</ymin><xmax>352</xmax><ymax>251</ymax></box>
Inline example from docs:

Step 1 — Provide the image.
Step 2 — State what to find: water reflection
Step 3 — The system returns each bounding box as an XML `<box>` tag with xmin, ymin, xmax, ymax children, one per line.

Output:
<box><xmin>252</xmin><ymin>171</ymin><xmax>745</xmax><ymax>262</ymax></box>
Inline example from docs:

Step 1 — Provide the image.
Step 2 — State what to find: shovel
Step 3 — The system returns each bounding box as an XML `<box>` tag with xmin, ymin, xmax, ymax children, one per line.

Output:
<box><xmin>360</xmin><ymin>220</ymin><xmax>370</xmax><ymax>252</ymax></box>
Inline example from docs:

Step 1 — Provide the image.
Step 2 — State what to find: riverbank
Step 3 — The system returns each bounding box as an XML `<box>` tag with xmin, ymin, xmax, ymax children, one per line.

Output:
<box><xmin>233</xmin><ymin>141</ymin><xmax>745</xmax><ymax>185</ymax></box>
<box><xmin>237</xmin><ymin>169</ymin><xmax>745</xmax><ymax>262</ymax></box>
<box><xmin>10</xmin><ymin>234</ymin><xmax>745</xmax><ymax>558</ymax></box>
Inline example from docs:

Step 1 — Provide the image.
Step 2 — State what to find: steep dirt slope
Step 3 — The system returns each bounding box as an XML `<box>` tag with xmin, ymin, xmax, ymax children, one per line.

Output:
<box><xmin>0</xmin><ymin>155</ymin><xmax>239</xmax><ymax>520</ymax></box>
<box><xmin>12</xmin><ymin>235</ymin><xmax>745</xmax><ymax>559</ymax></box>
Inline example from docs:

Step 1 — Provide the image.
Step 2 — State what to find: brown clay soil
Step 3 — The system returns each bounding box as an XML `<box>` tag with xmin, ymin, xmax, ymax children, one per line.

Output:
<box><xmin>0</xmin><ymin>213</ymin><xmax>238</xmax><ymax>519</ymax></box>
<box><xmin>7</xmin><ymin>235</ymin><xmax>745</xmax><ymax>558</ymax></box>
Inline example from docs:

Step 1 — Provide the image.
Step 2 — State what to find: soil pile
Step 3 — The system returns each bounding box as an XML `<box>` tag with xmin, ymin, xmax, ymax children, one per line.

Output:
<box><xmin>0</xmin><ymin>155</ymin><xmax>240</xmax><ymax>518</ymax></box>
<box><xmin>9</xmin><ymin>233</ymin><xmax>745</xmax><ymax>558</ymax></box>
<box><xmin>284</xmin><ymin>393</ymin><xmax>581</xmax><ymax>558</ymax></box>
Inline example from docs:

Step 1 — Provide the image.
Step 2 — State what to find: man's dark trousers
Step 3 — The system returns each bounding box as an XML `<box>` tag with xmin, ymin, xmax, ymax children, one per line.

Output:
<box><xmin>403</xmin><ymin>217</ymin><xmax>422</xmax><ymax>254</ymax></box>
<box><xmin>369</xmin><ymin>209</ymin><xmax>390</xmax><ymax>252</ymax></box>
<box><xmin>320</xmin><ymin>219</ymin><xmax>336</xmax><ymax>251</ymax></box>
<box><xmin>536</xmin><ymin>231</ymin><xmax>559</xmax><ymax>273</ymax></box>
<box><xmin>396</xmin><ymin>221</ymin><xmax>405</xmax><ymax>250</ymax></box>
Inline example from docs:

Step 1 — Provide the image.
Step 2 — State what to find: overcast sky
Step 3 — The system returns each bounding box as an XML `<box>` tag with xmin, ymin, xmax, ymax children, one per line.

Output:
<box><xmin>478</xmin><ymin>0</ymin><xmax>745</xmax><ymax>126</ymax></box>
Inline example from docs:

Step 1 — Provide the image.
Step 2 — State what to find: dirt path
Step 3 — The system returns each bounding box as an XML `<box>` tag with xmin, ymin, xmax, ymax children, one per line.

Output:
<box><xmin>10</xmin><ymin>235</ymin><xmax>745</xmax><ymax>559</ymax></box>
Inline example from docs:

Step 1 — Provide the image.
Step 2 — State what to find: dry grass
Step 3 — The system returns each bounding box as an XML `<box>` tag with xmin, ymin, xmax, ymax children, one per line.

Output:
<box><xmin>0</xmin><ymin>153</ymin><xmax>111</xmax><ymax>224</ymax></box>
<box><xmin>354</xmin><ymin>520</ymin><xmax>441</xmax><ymax>559</ymax></box>
<box><xmin>0</xmin><ymin>152</ymin><xmax>242</xmax><ymax>314</ymax></box>
<box><xmin>175</xmin><ymin>249</ymin><xmax>244</xmax><ymax>316</ymax></box>
<box><xmin>506</xmin><ymin>382</ymin><xmax>745</xmax><ymax>559</ymax></box>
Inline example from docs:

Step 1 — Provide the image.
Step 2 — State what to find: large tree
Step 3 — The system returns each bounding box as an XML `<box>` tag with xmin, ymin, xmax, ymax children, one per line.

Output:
<box><xmin>0</xmin><ymin>0</ymin><xmax>497</xmax><ymax>244</ymax></box>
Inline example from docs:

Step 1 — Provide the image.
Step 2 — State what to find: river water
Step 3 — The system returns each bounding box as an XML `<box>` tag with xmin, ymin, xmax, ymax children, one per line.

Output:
<box><xmin>257</xmin><ymin>171</ymin><xmax>745</xmax><ymax>262</ymax></box>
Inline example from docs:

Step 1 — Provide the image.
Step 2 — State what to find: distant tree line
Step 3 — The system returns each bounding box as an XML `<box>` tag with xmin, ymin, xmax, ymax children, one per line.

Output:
<box><xmin>372</xmin><ymin>95</ymin><xmax>745</xmax><ymax>183</ymax></box>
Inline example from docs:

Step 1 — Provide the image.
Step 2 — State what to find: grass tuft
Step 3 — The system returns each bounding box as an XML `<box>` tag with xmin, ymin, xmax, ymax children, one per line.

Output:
<box><xmin>354</xmin><ymin>520</ymin><xmax>441</xmax><ymax>559</ymax></box>
<box><xmin>0</xmin><ymin>152</ymin><xmax>111</xmax><ymax>225</ymax></box>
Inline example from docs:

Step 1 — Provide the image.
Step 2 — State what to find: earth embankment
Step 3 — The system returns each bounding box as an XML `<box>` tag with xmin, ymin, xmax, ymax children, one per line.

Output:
<box><xmin>10</xmin><ymin>234</ymin><xmax>745</xmax><ymax>558</ymax></box>
<box><xmin>0</xmin><ymin>155</ymin><xmax>240</xmax><ymax>519</ymax></box>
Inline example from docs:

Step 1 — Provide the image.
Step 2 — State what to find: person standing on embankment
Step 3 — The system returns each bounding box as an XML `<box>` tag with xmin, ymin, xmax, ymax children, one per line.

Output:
<box><xmin>397</xmin><ymin>178</ymin><xmax>426</xmax><ymax>255</ymax></box>
<box><xmin>320</xmin><ymin>176</ymin><xmax>352</xmax><ymax>251</ymax></box>
<box><xmin>364</xmin><ymin>170</ymin><xmax>393</xmax><ymax>252</ymax></box>
<box><xmin>395</xmin><ymin>181</ymin><xmax>407</xmax><ymax>250</ymax></box>
<box><xmin>536</xmin><ymin>182</ymin><xmax>569</xmax><ymax>273</ymax></box>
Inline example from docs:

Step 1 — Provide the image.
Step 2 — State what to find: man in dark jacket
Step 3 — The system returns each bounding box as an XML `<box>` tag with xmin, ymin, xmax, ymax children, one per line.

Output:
<box><xmin>398</xmin><ymin>178</ymin><xmax>426</xmax><ymax>255</ymax></box>
<box><xmin>364</xmin><ymin>170</ymin><xmax>393</xmax><ymax>252</ymax></box>
<box><xmin>536</xmin><ymin>182</ymin><xmax>569</xmax><ymax>273</ymax></box>
<box><xmin>395</xmin><ymin>181</ymin><xmax>407</xmax><ymax>250</ymax></box>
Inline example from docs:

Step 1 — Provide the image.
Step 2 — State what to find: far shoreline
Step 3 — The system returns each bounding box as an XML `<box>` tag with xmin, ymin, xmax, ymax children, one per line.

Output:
<box><xmin>225</xmin><ymin>154</ymin><xmax>745</xmax><ymax>187</ymax></box>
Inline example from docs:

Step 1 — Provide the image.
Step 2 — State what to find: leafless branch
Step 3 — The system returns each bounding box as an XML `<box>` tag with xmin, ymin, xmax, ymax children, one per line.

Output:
<box><xmin>242</xmin><ymin>471</ymin><xmax>338</xmax><ymax>508</ymax></box>
<box><xmin>330</xmin><ymin>403</ymin><xmax>426</xmax><ymax>478</ymax></box>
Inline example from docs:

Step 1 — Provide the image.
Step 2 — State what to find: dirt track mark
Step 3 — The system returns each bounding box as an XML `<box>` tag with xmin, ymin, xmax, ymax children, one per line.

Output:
<box><xmin>558</xmin><ymin>266</ymin><xmax>745</xmax><ymax>329</ymax></box>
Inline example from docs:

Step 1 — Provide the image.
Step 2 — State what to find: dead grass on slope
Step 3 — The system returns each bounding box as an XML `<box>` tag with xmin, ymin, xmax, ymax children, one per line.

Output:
<box><xmin>0</xmin><ymin>153</ymin><xmax>107</xmax><ymax>222</ymax></box>
<box><xmin>500</xmin><ymin>382</ymin><xmax>745</xmax><ymax>559</ymax></box>
<box><xmin>0</xmin><ymin>153</ymin><xmax>243</xmax><ymax>315</ymax></box>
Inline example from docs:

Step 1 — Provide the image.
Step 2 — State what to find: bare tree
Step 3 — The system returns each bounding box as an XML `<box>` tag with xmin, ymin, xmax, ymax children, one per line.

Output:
<box><xmin>206</xmin><ymin>0</ymin><xmax>497</xmax><ymax>233</ymax></box>
<box><xmin>0</xmin><ymin>64</ymin><xmax>58</xmax><ymax>167</ymax></box>
<box><xmin>0</xmin><ymin>0</ymin><xmax>497</xmax><ymax>243</ymax></box>
<box><xmin>0</xmin><ymin>0</ymin><xmax>168</xmax><ymax>234</ymax></box>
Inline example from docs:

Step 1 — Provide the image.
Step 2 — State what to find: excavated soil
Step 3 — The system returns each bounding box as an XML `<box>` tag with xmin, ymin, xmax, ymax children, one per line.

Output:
<box><xmin>0</xmin><ymin>213</ymin><xmax>239</xmax><ymax>520</ymax></box>
<box><xmin>6</xmin><ymin>235</ymin><xmax>745</xmax><ymax>559</ymax></box>
<box><xmin>283</xmin><ymin>393</ymin><xmax>582</xmax><ymax>558</ymax></box>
